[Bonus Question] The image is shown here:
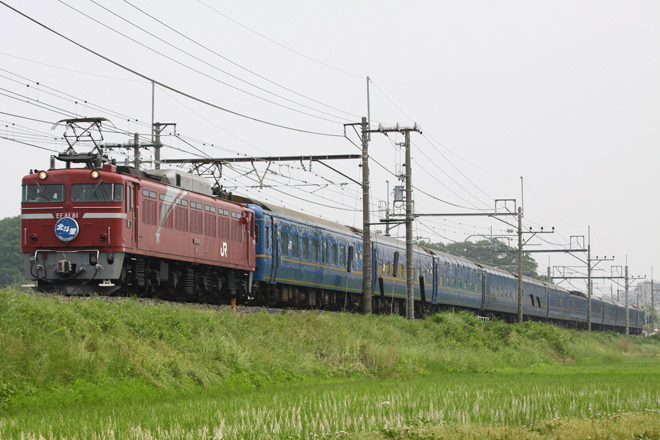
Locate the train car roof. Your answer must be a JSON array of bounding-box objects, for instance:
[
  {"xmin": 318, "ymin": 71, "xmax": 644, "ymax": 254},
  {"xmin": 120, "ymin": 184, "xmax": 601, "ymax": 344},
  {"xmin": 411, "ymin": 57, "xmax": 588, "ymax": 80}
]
[
  {"xmin": 370, "ymin": 234, "xmax": 438, "ymax": 260},
  {"xmin": 251, "ymin": 200, "xmax": 361, "ymax": 237}
]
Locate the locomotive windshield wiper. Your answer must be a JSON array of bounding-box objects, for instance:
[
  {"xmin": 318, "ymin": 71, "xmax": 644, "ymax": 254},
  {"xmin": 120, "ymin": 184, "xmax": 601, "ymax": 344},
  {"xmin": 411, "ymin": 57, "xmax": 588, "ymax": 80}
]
[
  {"xmin": 92, "ymin": 179, "xmax": 104, "ymax": 193},
  {"xmin": 32, "ymin": 181, "xmax": 51, "ymax": 201},
  {"xmin": 92, "ymin": 180, "xmax": 110, "ymax": 202}
]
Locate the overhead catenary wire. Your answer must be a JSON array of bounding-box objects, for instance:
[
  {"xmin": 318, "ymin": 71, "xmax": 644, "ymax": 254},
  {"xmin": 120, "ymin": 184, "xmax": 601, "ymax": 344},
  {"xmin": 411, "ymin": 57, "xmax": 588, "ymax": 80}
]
[
  {"xmin": 122, "ymin": 0, "xmax": 361, "ymax": 120},
  {"xmin": 0, "ymin": 1, "xmax": 345, "ymax": 137},
  {"xmin": 157, "ymin": 86, "xmax": 271, "ymax": 157},
  {"xmin": 0, "ymin": 68, "xmax": 364, "ymax": 213},
  {"xmin": 2, "ymin": 44, "xmax": 463, "ymax": 241},
  {"xmin": 0, "ymin": 89, "xmax": 78, "ymax": 120},
  {"xmin": 0, "ymin": 135, "xmax": 60, "ymax": 153},
  {"xmin": 218, "ymin": 161, "xmax": 362, "ymax": 205},
  {"xmin": 196, "ymin": 0, "xmax": 363, "ymax": 79},
  {"xmin": 0, "ymin": 68, "xmax": 153, "ymax": 129},
  {"xmin": 369, "ymin": 77, "xmax": 507, "ymax": 208},
  {"xmin": 382, "ymin": 134, "xmax": 491, "ymax": 210},
  {"xmin": 74, "ymin": 0, "xmax": 355, "ymax": 124},
  {"xmin": 0, "ymin": 50, "xmax": 144, "ymax": 82},
  {"xmin": 1, "ymin": 12, "xmax": 584, "ymax": 274},
  {"xmin": 0, "ymin": 110, "xmax": 55, "ymax": 125}
]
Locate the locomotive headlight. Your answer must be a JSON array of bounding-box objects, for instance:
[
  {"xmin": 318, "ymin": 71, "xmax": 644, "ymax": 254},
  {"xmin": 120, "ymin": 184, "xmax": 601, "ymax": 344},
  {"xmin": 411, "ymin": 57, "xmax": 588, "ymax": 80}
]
[
  {"xmin": 38, "ymin": 170, "xmax": 48, "ymax": 180},
  {"xmin": 90, "ymin": 169, "xmax": 100, "ymax": 179}
]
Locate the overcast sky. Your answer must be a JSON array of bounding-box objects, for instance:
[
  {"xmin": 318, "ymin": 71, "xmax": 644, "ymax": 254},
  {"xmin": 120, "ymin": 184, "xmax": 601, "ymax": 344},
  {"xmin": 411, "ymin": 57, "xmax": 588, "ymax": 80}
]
[{"xmin": 1, "ymin": 0, "xmax": 658, "ymax": 298}]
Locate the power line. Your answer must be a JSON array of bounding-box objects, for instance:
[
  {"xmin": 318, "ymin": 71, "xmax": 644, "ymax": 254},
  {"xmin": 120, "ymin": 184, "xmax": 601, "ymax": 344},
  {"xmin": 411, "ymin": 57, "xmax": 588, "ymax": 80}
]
[
  {"xmin": 419, "ymin": 134, "xmax": 495, "ymax": 202},
  {"xmin": 0, "ymin": 111, "xmax": 53, "ymax": 125},
  {"xmin": 196, "ymin": 0, "xmax": 363, "ymax": 79},
  {"xmin": 76, "ymin": 0, "xmax": 354, "ymax": 124},
  {"xmin": 0, "ymin": 88, "xmax": 77, "ymax": 119},
  {"xmin": 365, "ymin": 81, "xmax": 499, "ymax": 210},
  {"xmin": 0, "ymin": 135, "xmax": 59, "ymax": 152},
  {"xmin": 157, "ymin": 86, "xmax": 270, "ymax": 156},
  {"xmin": 0, "ymin": 68, "xmax": 151, "ymax": 127},
  {"xmin": 0, "ymin": 50, "xmax": 143, "ymax": 82},
  {"xmin": 0, "ymin": 1, "xmax": 344, "ymax": 137},
  {"xmin": 122, "ymin": 0, "xmax": 361, "ymax": 120}
]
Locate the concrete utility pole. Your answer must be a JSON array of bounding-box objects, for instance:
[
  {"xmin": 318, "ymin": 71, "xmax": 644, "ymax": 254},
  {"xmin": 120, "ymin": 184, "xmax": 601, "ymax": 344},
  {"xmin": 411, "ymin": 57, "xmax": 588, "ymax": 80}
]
[
  {"xmin": 404, "ymin": 128, "xmax": 414, "ymax": 320},
  {"xmin": 587, "ymin": 226, "xmax": 592, "ymax": 331},
  {"xmin": 361, "ymin": 117, "xmax": 372, "ymax": 314},
  {"xmin": 652, "ymin": 267, "xmax": 655, "ymax": 330},
  {"xmin": 368, "ymin": 123, "xmax": 421, "ymax": 319},
  {"xmin": 508, "ymin": 217, "xmax": 559, "ymax": 324},
  {"xmin": 385, "ymin": 181, "xmax": 391, "ymax": 237},
  {"xmin": 625, "ymin": 264, "xmax": 630, "ymax": 335},
  {"xmin": 517, "ymin": 207, "xmax": 523, "ymax": 323},
  {"xmin": 153, "ymin": 122, "xmax": 176, "ymax": 170},
  {"xmin": 621, "ymin": 262, "xmax": 644, "ymax": 334},
  {"xmin": 133, "ymin": 132, "xmax": 140, "ymax": 169}
]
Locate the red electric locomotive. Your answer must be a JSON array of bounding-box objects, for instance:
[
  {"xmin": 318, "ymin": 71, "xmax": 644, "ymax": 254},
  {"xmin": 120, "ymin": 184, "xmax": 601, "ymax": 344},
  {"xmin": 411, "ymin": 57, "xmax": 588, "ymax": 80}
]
[{"xmin": 21, "ymin": 162, "xmax": 256, "ymax": 299}]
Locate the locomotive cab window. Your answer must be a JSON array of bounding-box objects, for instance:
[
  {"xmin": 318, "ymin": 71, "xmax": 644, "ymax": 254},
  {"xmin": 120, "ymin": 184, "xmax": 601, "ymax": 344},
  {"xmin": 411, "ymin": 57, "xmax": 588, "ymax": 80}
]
[
  {"xmin": 71, "ymin": 183, "xmax": 123, "ymax": 202},
  {"xmin": 22, "ymin": 184, "xmax": 65, "ymax": 203}
]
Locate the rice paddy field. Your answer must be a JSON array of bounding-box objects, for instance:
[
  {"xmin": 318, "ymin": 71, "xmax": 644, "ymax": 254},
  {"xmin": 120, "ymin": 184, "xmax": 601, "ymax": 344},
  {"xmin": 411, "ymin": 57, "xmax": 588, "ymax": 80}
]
[{"xmin": 1, "ymin": 289, "xmax": 659, "ymax": 439}]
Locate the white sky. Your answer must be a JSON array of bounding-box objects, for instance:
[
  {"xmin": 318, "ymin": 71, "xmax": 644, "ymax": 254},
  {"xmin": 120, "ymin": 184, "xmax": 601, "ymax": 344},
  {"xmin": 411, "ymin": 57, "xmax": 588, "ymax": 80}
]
[{"xmin": 1, "ymin": 0, "xmax": 658, "ymax": 298}]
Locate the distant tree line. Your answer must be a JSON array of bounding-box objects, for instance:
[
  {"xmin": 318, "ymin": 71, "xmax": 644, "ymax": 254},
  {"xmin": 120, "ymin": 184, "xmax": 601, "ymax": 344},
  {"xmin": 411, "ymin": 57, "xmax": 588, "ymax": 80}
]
[
  {"xmin": 416, "ymin": 238, "xmax": 545, "ymax": 281},
  {"xmin": 0, "ymin": 216, "xmax": 25, "ymax": 287}
]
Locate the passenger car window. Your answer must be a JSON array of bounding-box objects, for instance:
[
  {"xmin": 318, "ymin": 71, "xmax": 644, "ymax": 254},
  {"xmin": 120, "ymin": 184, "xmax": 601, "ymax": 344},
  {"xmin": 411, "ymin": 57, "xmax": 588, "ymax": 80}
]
[
  {"xmin": 291, "ymin": 235, "xmax": 299, "ymax": 258},
  {"xmin": 311, "ymin": 239, "xmax": 319, "ymax": 262},
  {"xmin": 281, "ymin": 232, "xmax": 289, "ymax": 257},
  {"xmin": 302, "ymin": 237, "xmax": 309, "ymax": 260}
]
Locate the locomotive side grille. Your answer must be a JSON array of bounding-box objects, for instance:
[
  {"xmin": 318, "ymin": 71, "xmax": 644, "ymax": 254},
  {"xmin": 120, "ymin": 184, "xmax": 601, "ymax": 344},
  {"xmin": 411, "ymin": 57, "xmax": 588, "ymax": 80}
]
[
  {"xmin": 184, "ymin": 266, "xmax": 194, "ymax": 295},
  {"xmin": 136, "ymin": 258, "xmax": 146, "ymax": 286}
]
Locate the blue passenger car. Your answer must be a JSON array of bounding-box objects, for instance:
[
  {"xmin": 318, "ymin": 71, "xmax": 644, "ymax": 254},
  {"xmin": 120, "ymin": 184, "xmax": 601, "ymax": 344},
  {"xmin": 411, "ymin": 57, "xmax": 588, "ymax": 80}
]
[
  {"xmin": 249, "ymin": 202, "xmax": 363, "ymax": 307},
  {"xmin": 482, "ymin": 267, "xmax": 518, "ymax": 316},
  {"xmin": 243, "ymin": 199, "xmax": 641, "ymax": 332},
  {"xmin": 433, "ymin": 254, "xmax": 483, "ymax": 310},
  {"xmin": 371, "ymin": 236, "xmax": 435, "ymax": 312},
  {"xmin": 521, "ymin": 279, "xmax": 547, "ymax": 319}
]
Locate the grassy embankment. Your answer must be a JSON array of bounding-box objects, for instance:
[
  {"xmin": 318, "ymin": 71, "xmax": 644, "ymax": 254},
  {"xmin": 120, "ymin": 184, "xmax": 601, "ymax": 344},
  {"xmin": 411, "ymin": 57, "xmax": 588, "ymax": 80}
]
[{"xmin": 1, "ymin": 288, "xmax": 659, "ymax": 439}]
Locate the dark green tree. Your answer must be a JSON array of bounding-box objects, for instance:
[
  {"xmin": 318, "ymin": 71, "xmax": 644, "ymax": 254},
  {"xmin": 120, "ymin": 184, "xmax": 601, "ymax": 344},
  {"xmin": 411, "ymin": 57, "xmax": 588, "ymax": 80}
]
[{"xmin": 0, "ymin": 216, "xmax": 25, "ymax": 286}]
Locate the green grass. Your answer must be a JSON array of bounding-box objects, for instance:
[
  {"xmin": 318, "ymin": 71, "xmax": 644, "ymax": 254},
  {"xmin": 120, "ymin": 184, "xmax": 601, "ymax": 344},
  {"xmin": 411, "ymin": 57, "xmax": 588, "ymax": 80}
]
[
  {"xmin": 1, "ymin": 288, "xmax": 660, "ymax": 439},
  {"xmin": 2, "ymin": 361, "xmax": 660, "ymax": 439}
]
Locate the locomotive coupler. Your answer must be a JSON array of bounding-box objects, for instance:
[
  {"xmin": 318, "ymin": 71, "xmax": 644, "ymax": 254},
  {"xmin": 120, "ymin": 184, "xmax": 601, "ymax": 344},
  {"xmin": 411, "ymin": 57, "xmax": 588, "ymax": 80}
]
[{"xmin": 56, "ymin": 259, "xmax": 73, "ymax": 275}]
